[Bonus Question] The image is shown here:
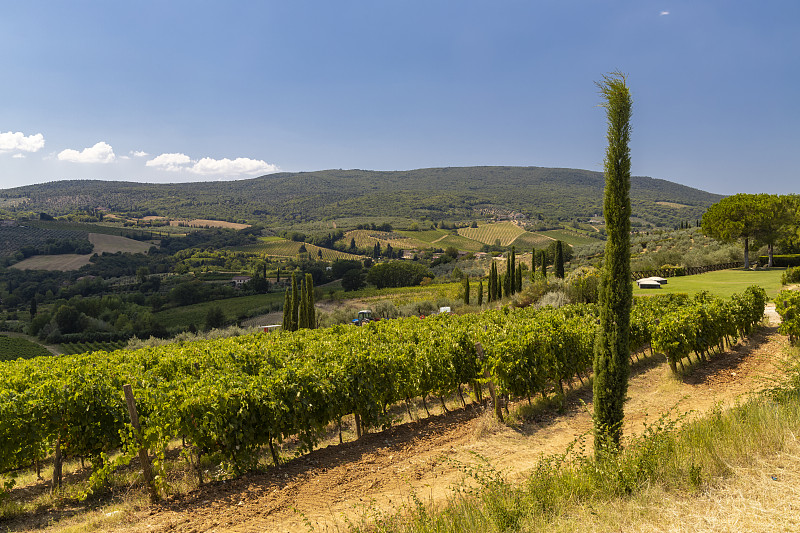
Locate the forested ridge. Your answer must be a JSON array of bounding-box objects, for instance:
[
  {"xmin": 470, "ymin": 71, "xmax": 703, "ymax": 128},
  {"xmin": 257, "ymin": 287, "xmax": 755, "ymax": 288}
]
[{"xmin": 0, "ymin": 166, "xmax": 721, "ymax": 227}]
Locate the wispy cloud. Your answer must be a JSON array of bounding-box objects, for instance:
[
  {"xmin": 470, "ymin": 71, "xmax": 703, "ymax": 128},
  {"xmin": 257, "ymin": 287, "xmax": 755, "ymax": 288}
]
[
  {"xmin": 0, "ymin": 131, "xmax": 45, "ymax": 153},
  {"xmin": 12, "ymin": 153, "xmax": 26, "ymax": 159},
  {"xmin": 146, "ymin": 153, "xmax": 279, "ymax": 176},
  {"xmin": 130, "ymin": 150, "xmax": 149, "ymax": 157},
  {"xmin": 659, "ymin": 11, "xmax": 670, "ymax": 16},
  {"xmin": 58, "ymin": 141, "xmax": 116, "ymax": 164}
]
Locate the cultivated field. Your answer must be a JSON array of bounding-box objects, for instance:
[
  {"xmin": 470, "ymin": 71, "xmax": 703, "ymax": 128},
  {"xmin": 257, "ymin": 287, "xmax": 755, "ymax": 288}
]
[
  {"xmin": 11, "ymin": 233, "xmax": 153, "ymax": 271},
  {"xmin": 458, "ymin": 221, "xmax": 525, "ymax": 246},
  {"xmin": 236, "ymin": 238, "xmax": 362, "ymax": 260},
  {"xmin": 344, "ymin": 229, "xmax": 432, "ymax": 251}
]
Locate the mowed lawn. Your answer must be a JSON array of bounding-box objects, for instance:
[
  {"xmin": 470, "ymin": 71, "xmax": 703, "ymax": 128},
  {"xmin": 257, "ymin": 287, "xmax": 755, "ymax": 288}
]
[{"xmin": 632, "ymin": 268, "xmax": 786, "ymax": 300}]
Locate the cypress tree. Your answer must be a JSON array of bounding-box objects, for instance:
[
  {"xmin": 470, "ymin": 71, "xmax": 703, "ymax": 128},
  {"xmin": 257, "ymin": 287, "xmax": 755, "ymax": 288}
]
[
  {"xmin": 593, "ymin": 71, "xmax": 633, "ymax": 454},
  {"xmin": 305, "ymin": 273, "xmax": 315, "ymax": 329},
  {"xmin": 477, "ymin": 280, "xmax": 483, "ymax": 306},
  {"xmin": 530, "ymin": 249, "xmax": 536, "ymax": 280},
  {"xmin": 298, "ymin": 279, "xmax": 308, "ymax": 329},
  {"xmin": 540, "ymin": 250, "xmax": 547, "ymax": 278},
  {"xmin": 463, "ymin": 276, "xmax": 470, "ymax": 305},
  {"xmin": 555, "ymin": 241, "xmax": 565, "ymax": 279},
  {"xmin": 282, "ymin": 289, "xmax": 292, "ymax": 331},
  {"xmin": 503, "ymin": 252, "xmax": 514, "ymax": 297},
  {"xmin": 290, "ymin": 272, "xmax": 299, "ymax": 331},
  {"xmin": 515, "ymin": 266, "xmax": 522, "ymax": 292},
  {"xmin": 509, "ymin": 246, "xmax": 516, "ymax": 295},
  {"xmin": 489, "ymin": 262, "xmax": 497, "ymax": 302}
]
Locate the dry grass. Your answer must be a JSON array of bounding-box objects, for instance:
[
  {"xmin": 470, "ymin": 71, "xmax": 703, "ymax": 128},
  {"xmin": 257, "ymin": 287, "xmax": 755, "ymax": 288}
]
[{"xmin": 541, "ymin": 437, "xmax": 800, "ymax": 532}]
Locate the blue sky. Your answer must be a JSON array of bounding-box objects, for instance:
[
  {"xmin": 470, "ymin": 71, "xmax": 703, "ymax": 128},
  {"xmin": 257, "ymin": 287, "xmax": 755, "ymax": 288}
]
[{"xmin": 1, "ymin": 1, "xmax": 798, "ymax": 195}]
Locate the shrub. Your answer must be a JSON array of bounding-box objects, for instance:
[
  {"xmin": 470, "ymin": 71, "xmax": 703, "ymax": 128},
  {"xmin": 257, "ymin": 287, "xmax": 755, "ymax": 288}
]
[
  {"xmin": 782, "ymin": 266, "xmax": 800, "ymax": 285},
  {"xmin": 776, "ymin": 290, "xmax": 800, "ymax": 345}
]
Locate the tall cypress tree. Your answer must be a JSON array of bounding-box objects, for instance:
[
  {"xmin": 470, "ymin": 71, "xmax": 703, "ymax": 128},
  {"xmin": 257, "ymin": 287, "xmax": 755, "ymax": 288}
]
[
  {"xmin": 555, "ymin": 241, "xmax": 565, "ymax": 279},
  {"xmin": 540, "ymin": 250, "xmax": 547, "ymax": 278},
  {"xmin": 477, "ymin": 280, "xmax": 483, "ymax": 306},
  {"xmin": 509, "ymin": 246, "xmax": 516, "ymax": 295},
  {"xmin": 489, "ymin": 262, "xmax": 497, "ymax": 301},
  {"xmin": 298, "ymin": 279, "xmax": 308, "ymax": 329},
  {"xmin": 463, "ymin": 276, "xmax": 470, "ymax": 305},
  {"xmin": 505, "ymin": 254, "xmax": 511, "ymax": 296},
  {"xmin": 515, "ymin": 266, "xmax": 522, "ymax": 292},
  {"xmin": 593, "ymin": 71, "xmax": 633, "ymax": 454},
  {"xmin": 290, "ymin": 272, "xmax": 299, "ymax": 331},
  {"xmin": 530, "ymin": 249, "xmax": 536, "ymax": 280},
  {"xmin": 305, "ymin": 273, "xmax": 315, "ymax": 329},
  {"xmin": 282, "ymin": 288, "xmax": 292, "ymax": 331}
]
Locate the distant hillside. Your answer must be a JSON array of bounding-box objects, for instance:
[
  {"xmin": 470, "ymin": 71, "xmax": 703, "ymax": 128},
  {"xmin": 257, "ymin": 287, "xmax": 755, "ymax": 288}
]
[{"xmin": 0, "ymin": 166, "xmax": 722, "ymax": 228}]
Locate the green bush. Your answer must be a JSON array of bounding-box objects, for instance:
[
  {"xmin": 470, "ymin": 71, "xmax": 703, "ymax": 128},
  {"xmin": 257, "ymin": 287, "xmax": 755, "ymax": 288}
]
[
  {"xmin": 776, "ymin": 290, "xmax": 800, "ymax": 345},
  {"xmin": 782, "ymin": 266, "xmax": 800, "ymax": 285}
]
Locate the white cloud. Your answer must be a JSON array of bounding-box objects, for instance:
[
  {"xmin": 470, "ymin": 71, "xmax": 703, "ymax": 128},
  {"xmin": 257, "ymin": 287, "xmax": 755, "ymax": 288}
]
[
  {"xmin": 659, "ymin": 10, "xmax": 670, "ymax": 16},
  {"xmin": 131, "ymin": 150, "xmax": 149, "ymax": 157},
  {"xmin": 146, "ymin": 153, "xmax": 279, "ymax": 176},
  {"xmin": 146, "ymin": 152, "xmax": 192, "ymax": 172},
  {"xmin": 0, "ymin": 131, "xmax": 45, "ymax": 153},
  {"xmin": 12, "ymin": 153, "xmax": 26, "ymax": 159},
  {"xmin": 58, "ymin": 141, "xmax": 116, "ymax": 164},
  {"xmin": 190, "ymin": 157, "xmax": 279, "ymax": 176}
]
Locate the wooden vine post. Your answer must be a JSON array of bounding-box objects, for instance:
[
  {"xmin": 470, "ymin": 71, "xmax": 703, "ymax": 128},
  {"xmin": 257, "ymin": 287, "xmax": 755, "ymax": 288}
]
[
  {"xmin": 475, "ymin": 342, "xmax": 503, "ymax": 422},
  {"xmin": 123, "ymin": 384, "xmax": 159, "ymax": 503}
]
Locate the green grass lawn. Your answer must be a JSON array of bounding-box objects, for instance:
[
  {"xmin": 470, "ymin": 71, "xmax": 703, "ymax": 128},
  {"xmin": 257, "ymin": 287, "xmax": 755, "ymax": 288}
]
[
  {"xmin": 155, "ymin": 292, "xmax": 285, "ymax": 329},
  {"xmin": 632, "ymin": 268, "xmax": 786, "ymax": 300}
]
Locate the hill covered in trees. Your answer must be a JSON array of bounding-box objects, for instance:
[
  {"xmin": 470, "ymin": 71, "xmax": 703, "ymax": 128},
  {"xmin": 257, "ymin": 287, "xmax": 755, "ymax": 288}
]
[{"xmin": 0, "ymin": 166, "xmax": 721, "ymax": 228}]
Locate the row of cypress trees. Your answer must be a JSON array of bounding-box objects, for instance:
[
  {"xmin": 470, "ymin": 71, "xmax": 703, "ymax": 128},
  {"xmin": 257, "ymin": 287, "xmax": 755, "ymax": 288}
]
[{"xmin": 282, "ymin": 272, "xmax": 316, "ymax": 331}]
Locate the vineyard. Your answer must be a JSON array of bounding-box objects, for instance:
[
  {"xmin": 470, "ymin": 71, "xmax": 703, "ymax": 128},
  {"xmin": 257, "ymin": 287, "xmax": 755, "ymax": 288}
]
[
  {"xmin": 343, "ymin": 229, "xmax": 431, "ymax": 251},
  {"xmin": 236, "ymin": 238, "xmax": 361, "ymax": 261},
  {"xmin": 0, "ymin": 335, "xmax": 52, "ymax": 362},
  {"xmin": 457, "ymin": 221, "xmax": 525, "ymax": 246},
  {"xmin": 0, "ymin": 286, "xmax": 768, "ymax": 497},
  {"xmin": 59, "ymin": 340, "xmax": 128, "ymax": 355}
]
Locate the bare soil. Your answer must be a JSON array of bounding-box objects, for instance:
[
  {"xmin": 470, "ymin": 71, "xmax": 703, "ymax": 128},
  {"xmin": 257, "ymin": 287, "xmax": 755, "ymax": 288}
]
[{"xmin": 6, "ymin": 316, "xmax": 792, "ymax": 533}]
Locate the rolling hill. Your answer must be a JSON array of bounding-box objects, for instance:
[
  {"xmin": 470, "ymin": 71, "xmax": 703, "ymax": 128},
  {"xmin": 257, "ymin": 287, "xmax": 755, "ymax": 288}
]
[{"xmin": 0, "ymin": 166, "xmax": 722, "ymax": 228}]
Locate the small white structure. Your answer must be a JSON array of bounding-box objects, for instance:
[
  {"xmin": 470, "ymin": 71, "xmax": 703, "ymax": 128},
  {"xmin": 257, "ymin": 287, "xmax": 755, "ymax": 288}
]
[{"xmin": 636, "ymin": 277, "xmax": 666, "ymax": 289}]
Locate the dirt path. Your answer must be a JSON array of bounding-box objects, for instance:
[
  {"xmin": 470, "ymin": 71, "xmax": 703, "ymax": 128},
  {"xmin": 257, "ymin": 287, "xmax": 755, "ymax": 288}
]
[{"xmin": 104, "ymin": 322, "xmax": 791, "ymax": 533}]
